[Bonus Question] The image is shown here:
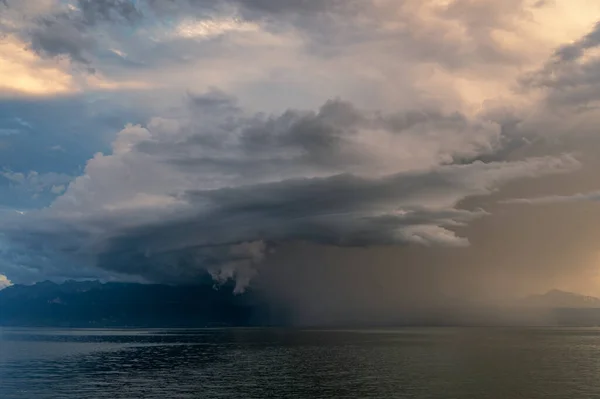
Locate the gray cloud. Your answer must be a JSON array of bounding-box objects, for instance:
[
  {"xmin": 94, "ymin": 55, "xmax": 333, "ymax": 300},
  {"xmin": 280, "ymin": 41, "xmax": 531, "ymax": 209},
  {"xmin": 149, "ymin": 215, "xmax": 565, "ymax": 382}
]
[
  {"xmin": 145, "ymin": 93, "xmax": 507, "ymax": 182},
  {"xmin": 532, "ymin": 0, "xmax": 554, "ymax": 8},
  {"xmin": 520, "ymin": 22, "xmax": 600, "ymax": 109},
  {"xmin": 27, "ymin": 0, "xmax": 141, "ymax": 64},
  {"xmin": 144, "ymin": 0, "xmax": 357, "ymax": 19},
  {"xmin": 30, "ymin": 15, "xmax": 96, "ymax": 64},
  {"xmin": 555, "ymin": 22, "xmax": 600, "ymax": 62},
  {"xmin": 18, "ymin": 0, "xmax": 351, "ymax": 65},
  {"xmin": 77, "ymin": 0, "xmax": 141, "ymax": 24},
  {"xmin": 0, "ymin": 169, "xmax": 74, "ymax": 208},
  {"xmin": 3, "ymin": 0, "xmax": 141, "ymax": 65},
  {"xmin": 11, "ymin": 0, "xmax": 539, "ymax": 82},
  {"xmin": 503, "ymin": 190, "xmax": 600, "ymax": 205},
  {"xmin": 1, "ymin": 155, "xmax": 577, "ymax": 291}
]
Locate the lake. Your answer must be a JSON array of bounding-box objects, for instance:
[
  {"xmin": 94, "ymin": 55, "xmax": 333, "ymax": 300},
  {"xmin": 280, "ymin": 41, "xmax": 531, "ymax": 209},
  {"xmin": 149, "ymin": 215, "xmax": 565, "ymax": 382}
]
[{"xmin": 1, "ymin": 327, "xmax": 600, "ymax": 398}]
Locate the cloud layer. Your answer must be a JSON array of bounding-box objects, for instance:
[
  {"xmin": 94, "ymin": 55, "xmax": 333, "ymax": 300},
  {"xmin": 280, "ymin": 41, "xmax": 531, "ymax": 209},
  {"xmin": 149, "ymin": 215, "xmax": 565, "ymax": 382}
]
[
  {"xmin": 0, "ymin": 92, "xmax": 580, "ymax": 290},
  {"xmin": 504, "ymin": 190, "xmax": 600, "ymax": 205}
]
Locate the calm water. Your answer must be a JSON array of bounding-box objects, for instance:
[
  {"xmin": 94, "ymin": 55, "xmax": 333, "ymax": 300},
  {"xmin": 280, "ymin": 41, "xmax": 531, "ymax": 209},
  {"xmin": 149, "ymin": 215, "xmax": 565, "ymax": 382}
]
[{"xmin": 2, "ymin": 327, "xmax": 600, "ymax": 398}]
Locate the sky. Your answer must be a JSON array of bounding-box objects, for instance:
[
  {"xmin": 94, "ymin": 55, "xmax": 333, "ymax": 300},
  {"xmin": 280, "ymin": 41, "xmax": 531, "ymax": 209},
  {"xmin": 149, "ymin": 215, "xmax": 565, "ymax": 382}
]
[{"xmin": 2, "ymin": 0, "xmax": 600, "ymax": 319}]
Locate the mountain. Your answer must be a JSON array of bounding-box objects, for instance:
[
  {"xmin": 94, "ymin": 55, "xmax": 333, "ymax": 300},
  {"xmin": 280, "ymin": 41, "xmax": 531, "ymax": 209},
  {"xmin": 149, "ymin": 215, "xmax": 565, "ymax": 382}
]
[
  {"xmin": 4, "ymin": 282, "xmax": 600, "ymax": 328},
  {"xmin": 523, "ymin": 289, "xmax": 600, "ymax": 308},
  {"xmin": 0, "ymin": 280, "xmax": 288, "ymax": 327}
]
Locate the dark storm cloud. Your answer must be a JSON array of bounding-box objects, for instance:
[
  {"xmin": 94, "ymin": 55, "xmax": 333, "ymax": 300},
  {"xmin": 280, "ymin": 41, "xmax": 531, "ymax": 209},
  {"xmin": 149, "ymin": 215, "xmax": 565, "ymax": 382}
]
[
  {"xmin": 2, "ymin": 155, "xmax": 572, "ymax": 290},
  {"xmin": 77, "ymin": 0, "xmax": 141, "ymax": 24},
  {"xmin": 554, "ymin": 22, "xmax": 600, "ymax": 62},
  {"xmin": 0, "ymin": 90, "xmax": 578, "ymax": 291},
  {"xmin": 147, "ymin": 94, "xmax": 506, "ymax": 182},
  {"xmin": 12, "ymin": 0, "xmax": 535, "ymax": 76},
  {"xmin": 26, "ymin": 0, "xmax": 141, "ymax": 63},
  {"xmin": 30, "ymin": 16, "xmax": 96, "ymax": 64},
  {"xmin": 520, "ymin": 21, "xmax": 600, "ymax": 109},
  {"xmin": 18, "ymin": 0, "xmax": 355, "ymax": 65}
]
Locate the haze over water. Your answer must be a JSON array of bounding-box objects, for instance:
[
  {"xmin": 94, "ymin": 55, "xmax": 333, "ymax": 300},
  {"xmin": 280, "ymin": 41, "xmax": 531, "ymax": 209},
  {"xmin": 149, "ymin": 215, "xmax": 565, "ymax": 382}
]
[{"xmin": 2, "ymin": 327, "xmax": 600, "ymax": 399}]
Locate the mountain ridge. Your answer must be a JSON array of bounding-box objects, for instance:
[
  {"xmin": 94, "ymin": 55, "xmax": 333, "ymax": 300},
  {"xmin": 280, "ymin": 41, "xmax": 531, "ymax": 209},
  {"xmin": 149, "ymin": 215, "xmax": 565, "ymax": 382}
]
[
  {"xmin": 0, "ymin": 279, "xmax": 287, "ymax": 327},
  {"xmin": 3, "ymin": 281, "xmax": 600, "ymax": 327},
  {"xmin": 522, "ymin": 289, "xmax": 600, "ymax": 308}
]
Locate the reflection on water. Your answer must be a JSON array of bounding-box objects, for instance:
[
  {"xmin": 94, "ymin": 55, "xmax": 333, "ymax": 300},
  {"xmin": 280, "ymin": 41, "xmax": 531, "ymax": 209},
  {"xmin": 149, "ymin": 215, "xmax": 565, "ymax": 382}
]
[{"xmin": 2, "ymin": 327, "xmax": 600, "ymax": 398}]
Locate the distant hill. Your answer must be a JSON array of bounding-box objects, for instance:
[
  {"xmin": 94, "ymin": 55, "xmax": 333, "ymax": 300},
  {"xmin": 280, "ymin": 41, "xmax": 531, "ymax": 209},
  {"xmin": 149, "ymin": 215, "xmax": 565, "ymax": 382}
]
[
  {"xmin": 0, "ymin": 280, "xmax": 288, "ymax": 327},
  {"xmin": 523, "ymin": 289, "xmax": 600, "ymax": 308},
  {"xmin": 4, "ymin": 282, "xmax": 600, "ymax": 327}
]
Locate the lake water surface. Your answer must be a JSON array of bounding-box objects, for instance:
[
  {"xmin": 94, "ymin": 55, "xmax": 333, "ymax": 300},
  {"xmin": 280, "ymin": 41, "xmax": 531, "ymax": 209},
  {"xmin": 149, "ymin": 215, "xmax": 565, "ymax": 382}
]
[{"xmin": 2, "ymin": 327, "xmax": 600, "ymax": 398}]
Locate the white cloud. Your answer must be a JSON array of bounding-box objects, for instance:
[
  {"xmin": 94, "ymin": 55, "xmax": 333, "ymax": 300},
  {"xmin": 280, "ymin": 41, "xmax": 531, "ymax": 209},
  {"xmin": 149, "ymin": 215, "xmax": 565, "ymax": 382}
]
[
  {"xmin": 172, "ymin": 18, "xmax": 260, "ymax": 39},
  {"xmin": 0, "ymin": 274, "xmax": 12, "ymax": 290},
  {"xmin": 1, "ymin": 169, "xmax": 73, "ymax": 196}
]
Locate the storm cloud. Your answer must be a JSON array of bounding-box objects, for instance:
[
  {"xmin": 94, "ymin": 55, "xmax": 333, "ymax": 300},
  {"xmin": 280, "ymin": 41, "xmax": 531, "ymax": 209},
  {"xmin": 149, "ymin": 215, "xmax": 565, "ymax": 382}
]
[
  {"xmin": 520, "ymin": 21, "xmax": 600, "ymax": 110},
  {"xmin": 0, "ymin": 90, "xmax": 580, "ymax": 290}
]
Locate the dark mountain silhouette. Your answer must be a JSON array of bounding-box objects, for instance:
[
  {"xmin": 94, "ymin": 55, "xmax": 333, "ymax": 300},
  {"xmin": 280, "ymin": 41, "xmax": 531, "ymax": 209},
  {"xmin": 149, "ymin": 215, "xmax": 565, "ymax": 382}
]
[
  {"xmin": 4, "ymin": 283, "xmax": 600, "ymax": 327},
  {"xmin": 0, "ymin": 280, "xmax": 288, "ymax": 327},
  {"xmin": 523, "ymin": 289, "xmax": 600, "ymax": 308}
]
